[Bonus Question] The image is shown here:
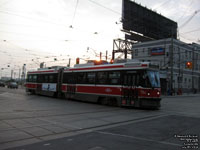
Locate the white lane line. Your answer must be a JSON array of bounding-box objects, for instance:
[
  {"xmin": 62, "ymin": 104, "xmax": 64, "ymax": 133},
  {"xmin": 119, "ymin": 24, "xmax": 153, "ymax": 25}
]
[
  {"xmin": 96, "ymin": 131, "xmax": 182, "ymax": 147},
  {"xmin": 0, "ymin": 92, "xmax": 9, "ymax": 95}
]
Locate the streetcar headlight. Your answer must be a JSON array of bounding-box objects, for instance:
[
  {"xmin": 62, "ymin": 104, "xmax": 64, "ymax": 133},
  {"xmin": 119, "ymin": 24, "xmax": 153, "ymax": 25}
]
[
  {"xmin": 157, "ymin": 91, "xmax": 160, "ymax": 95},
  {"xmin": 147, "ymin": 92, "xmax": 150, "ymax": 96}
]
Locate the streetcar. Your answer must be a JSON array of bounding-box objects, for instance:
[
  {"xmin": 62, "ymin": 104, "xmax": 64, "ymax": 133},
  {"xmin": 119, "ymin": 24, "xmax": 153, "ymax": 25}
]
[
  {"xmin": 25, "ymin": 66, "xmax": 64, "ymax": 97},
  {"xmin": 25, "ymin": 60, "xmax": 161, "ymax": 109}
]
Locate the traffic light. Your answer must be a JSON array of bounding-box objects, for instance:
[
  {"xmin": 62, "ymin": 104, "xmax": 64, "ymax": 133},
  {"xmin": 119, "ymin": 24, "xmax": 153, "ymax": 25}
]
[
  {"xmin": 110, "ymin": 59, "xmax": 114, "ymax": 64},
  {"xmin": 186, "ymin": 61, "xmax": 192, "ymax": 69}
]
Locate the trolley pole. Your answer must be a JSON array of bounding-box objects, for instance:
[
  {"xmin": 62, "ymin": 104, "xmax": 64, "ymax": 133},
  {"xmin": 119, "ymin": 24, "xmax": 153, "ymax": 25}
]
[{"xmin": 106, "ymin": 50, "xmax": 108, "ymax": 61}]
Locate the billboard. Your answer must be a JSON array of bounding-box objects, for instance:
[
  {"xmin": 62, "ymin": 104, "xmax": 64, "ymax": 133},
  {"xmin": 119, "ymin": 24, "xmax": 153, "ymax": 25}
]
[{"xmin": 122, "ymin": 0, "xmax": 177, "ymax": 41}]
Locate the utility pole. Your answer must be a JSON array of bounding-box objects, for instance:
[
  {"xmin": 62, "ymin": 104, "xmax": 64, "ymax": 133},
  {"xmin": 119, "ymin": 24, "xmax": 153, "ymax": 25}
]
[
  {"xmin": 192, "ymin": 47, "xmax": 195, "ymax": 92},
  {"xmin": 178, "ymin": 46, "xmax": 180, "ymax": 90},
  {"xmin": 170, "ymin": 38, "xmax": 174, "ymax": 94},
  {"xmin": 68, "ymin": 58, "xmax": 71, "ymax": 67},
  {"xmin": 19, "ymin": 68, "xmax": 21, "ymax": 82},
  {"xmin": 100, "ymin": 52, "xmax": 102, "ymax": 60},
  {"xmin": 106, "ymin": 50, "xmax": 108, "ymax": 61},
  {"xmin": 11, "ymin": 70, "xmax": 13, "ymax": 80}
]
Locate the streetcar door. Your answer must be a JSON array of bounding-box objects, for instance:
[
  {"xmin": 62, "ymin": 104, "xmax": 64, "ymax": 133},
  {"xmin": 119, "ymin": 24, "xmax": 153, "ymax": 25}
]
[
  {"xmin": 66, "ymin": 72, "xmax": 76, "ymax": 99},
  {"xmin": 122, "ymin": 73, "xmax": 137, "ymax": 106},
  {"xmin": 57, "ymin": 68, "xmax": 64, "ymax": 97}
]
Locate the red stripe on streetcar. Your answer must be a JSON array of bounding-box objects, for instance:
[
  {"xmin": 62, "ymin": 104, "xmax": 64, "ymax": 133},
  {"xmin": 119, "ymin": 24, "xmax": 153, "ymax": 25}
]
[
  {"xmin": 62, "ymin": 85, "xmax": 67, "ymax": 91},
  {"xmin": 26, "ymin": 83, "xmax": 37, "ymax": 89},
  {"xmin": 141, "ymin": 64, "xmax": 148, "ymax": 67},
  {"xmin": 77, "ymin": 85, "xmax": 121, "ymax": 96}
]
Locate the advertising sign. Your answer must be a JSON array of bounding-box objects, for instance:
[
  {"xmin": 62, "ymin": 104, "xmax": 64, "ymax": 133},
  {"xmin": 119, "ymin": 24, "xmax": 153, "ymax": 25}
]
[
  {"xmin": 42, "ymin": 83, "xmax": 57, "ymax": 92},
  {"xmin": 151, "ymin": 48, "xmax": 165, "ymax": 56}
]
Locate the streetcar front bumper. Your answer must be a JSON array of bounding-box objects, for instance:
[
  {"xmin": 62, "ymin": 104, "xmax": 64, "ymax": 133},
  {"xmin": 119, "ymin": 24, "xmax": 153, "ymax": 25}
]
[{"xmin": 139, "ymin": 98, "xmax": 161, "ymax": 109}]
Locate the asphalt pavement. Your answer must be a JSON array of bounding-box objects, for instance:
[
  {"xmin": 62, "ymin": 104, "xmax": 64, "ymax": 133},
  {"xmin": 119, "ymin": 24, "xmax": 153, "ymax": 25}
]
[{"xmin": 0, "ymin": 87, "xmax": 199, "ymax": 150}]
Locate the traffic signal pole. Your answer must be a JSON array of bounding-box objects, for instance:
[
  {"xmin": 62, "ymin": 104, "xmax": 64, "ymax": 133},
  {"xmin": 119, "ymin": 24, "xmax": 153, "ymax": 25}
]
[{"xmin": 192, "ymin": 47, "xmax": 195, "ymax": 92}]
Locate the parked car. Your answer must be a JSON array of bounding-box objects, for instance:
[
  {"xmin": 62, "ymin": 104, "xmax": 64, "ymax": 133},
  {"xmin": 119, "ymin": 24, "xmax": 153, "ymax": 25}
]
[
  {"xmin": 7, "ymin": 82, "xmax": 18, "ymax": 89},
  {"xmin": 0, "ymin": 81, "xmax": 5, "ymax": 87}
]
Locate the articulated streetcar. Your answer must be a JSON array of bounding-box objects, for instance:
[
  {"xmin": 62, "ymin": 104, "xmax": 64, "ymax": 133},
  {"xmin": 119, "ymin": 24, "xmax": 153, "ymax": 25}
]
[{"xmin": 25, "ymin": 60, "xmax": 161, "ymax": 109}]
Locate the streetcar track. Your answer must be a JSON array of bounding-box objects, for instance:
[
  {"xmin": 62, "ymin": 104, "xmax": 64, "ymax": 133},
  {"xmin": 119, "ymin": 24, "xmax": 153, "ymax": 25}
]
[
  {"xmin": 0, "ymin": 113, "xmax": 168, "ymax": 145},
  {"xmin": 0, "ymin": 107, "xmax": 134, "ymax": 121}
]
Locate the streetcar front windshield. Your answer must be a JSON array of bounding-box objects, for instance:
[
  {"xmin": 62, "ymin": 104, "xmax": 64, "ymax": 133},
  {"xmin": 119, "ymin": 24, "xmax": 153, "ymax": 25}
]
[{"xmin": 147, "ymin": 71, "xmax": 160, "ymax": 88}]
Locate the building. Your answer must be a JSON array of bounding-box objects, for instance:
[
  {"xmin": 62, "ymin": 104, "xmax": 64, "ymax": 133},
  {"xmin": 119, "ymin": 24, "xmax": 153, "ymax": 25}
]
[{"xmin": 132, "ymin": 38, "xmax": 200, "ymax": 95}]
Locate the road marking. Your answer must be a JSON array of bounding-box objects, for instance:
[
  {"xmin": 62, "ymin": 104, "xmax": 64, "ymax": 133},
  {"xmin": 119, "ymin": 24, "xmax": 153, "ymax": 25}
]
[
  {"xmin": 0, "ymin": 92, "xmax": 9, "ymax": 95},
  {"xmin": 96, "ymin": 131, "xmax": 182, "ymax": 147},
  {"xmin": 43, "ymin": 143, "xmax": 51, "ymax": 146}
]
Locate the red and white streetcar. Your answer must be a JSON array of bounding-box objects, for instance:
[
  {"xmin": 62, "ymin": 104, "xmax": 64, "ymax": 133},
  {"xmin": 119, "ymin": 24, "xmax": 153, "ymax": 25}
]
[{"xmin": 26, "ymin": 60, "xmax": 161, "ymax": 109}]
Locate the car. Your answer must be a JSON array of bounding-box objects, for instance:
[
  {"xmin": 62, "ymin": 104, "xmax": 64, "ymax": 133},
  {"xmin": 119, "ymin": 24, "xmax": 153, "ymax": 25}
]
[
  {"xmin": 7, "ymin": 82, "xmax": 18, "ymax": 89},
  {"xmin": 0, "ymin": 81, "xmax": 5, "ymax": 87}
]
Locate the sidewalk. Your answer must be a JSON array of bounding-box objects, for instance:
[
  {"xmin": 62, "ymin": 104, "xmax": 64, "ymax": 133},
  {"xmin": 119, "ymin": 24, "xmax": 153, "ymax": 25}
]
[{"xmin": 161, "ymin": 93, "xmax": 200, "ymax": 98}]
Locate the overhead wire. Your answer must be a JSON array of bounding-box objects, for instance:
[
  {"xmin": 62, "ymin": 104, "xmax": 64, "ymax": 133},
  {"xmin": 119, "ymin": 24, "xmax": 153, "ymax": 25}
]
[
  {"xmin": 180, "ymin": 27, "xmax": 200, "ymax": 35},
  {"xmin": 87, "ymin": 0, "xmax": 120, "ymax": 15},
  {"xmin": 177, "ymin": 0, "xmax": 194, "ymax": 22},
  {"xmin": 153, "ymin": 0, "xmax": 172, "ymax": 10},
  {"xmin": 71, "ymin": 0, "xmax": 79, "ymax": 28},
  {"xmin": 179, "ymin": 9, "xmax": 200, "ymax": 29}
]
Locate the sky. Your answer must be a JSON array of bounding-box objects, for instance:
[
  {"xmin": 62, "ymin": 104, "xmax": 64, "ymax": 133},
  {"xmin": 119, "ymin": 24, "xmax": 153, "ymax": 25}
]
[{"xmin": 0, "ymin": 0, "xmax": 200, "ymax": 78}]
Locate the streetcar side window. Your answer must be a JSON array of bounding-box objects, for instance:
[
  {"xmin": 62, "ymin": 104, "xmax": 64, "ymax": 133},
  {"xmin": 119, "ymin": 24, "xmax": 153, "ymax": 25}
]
[
  {"xmin": 44, "ymin": 75, "xmax": 48, "ymax": 83},
  {"xmin": 38, "ymin": 74, "xmax": 44, "ymax": 83},
  {"xmin": 77, "ymin": 72, "xmax": 87, "ymax": 84},
  {"xmin": 27, "ymin": 75, "xmax": 32, "ymax": 82},
  {"xmin": 32, "ymin": 75, "xmax": 37, "ymax": 82},
  {"xmin": 108, "ymin": 71, "xmax": 120, "ymax": 85},
  {"xmin": 96, "ymin": 72, "xmax": 107, "ymax": 84},
  {"xmin": 63, "ymin": 73, "xmax": 76, "ymax": 84},
  {"xmin": 87, "ymin": 72, "xmax": 95, "ymax": 84},
  {"xmin": 49, "ymin": 75, "xmax": 53, "ymax": 83}
]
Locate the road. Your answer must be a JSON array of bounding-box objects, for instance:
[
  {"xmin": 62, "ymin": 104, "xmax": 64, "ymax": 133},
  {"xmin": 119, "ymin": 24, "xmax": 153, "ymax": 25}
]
[{"xmin": 0, "ymin": 87, "xmax": 199, "ymax": 150}]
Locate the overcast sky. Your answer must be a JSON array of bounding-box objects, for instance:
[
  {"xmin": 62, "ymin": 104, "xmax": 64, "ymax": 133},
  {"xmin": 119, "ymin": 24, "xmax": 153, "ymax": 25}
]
[{"xmin": 0, "ymin": 0, "xmax": 200, "ymax": 78}]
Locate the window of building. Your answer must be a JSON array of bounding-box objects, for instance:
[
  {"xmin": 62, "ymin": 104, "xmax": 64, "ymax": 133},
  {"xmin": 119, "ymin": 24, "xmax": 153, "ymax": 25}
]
[
  {"xmin": 148, "ymin": 48, "xmax": 151, "ymax": 56},
  {"xmin": 189, "ymin": 51, "xmax": 192, "ymax": 59},
  {"xmin": 135, "ymin": 49, "xmax": 138, "ymax": 56},
  {"xmin": 185, "ymin": 50, "xmax": 188, "ymax": 58}
]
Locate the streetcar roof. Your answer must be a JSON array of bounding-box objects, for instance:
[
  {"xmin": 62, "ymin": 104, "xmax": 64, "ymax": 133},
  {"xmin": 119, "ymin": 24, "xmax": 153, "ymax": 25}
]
[
  {"xmin": 64, "ymin": 62, "xmax": 150, "ymax": 72},
  {"xmin": 27, "ymin": 66, "xmax": 67, "ymax": 74}
]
